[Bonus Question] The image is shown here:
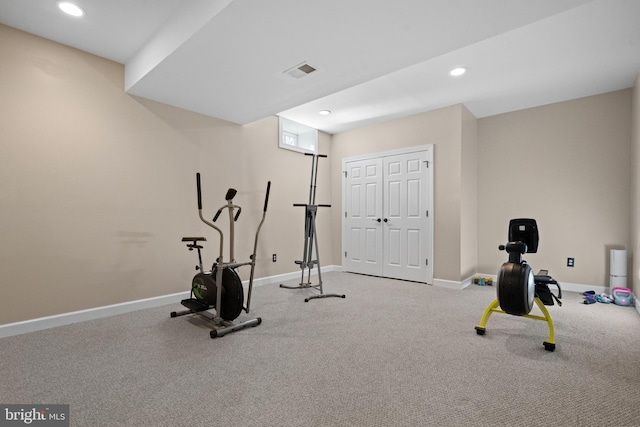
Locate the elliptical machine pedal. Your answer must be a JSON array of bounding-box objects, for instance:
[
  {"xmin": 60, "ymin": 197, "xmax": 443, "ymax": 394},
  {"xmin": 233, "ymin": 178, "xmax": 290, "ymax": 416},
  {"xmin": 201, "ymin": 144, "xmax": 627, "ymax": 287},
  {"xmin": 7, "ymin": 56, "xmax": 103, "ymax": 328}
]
[{"xmin": 180, "ymin": 298, "xmax": 210, "ymax": 313}]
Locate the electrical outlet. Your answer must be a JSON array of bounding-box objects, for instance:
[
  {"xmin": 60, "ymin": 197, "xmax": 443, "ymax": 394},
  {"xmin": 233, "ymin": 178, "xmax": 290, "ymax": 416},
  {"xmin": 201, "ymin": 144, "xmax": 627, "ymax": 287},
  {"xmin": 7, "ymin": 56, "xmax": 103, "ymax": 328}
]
[
  {"xmin": 567, "ymin": 257, "xmax": 574, "ymax": 267},
  {"xmin": 272, "ymin": 254, "xmax": 277, "ymax": 262}
]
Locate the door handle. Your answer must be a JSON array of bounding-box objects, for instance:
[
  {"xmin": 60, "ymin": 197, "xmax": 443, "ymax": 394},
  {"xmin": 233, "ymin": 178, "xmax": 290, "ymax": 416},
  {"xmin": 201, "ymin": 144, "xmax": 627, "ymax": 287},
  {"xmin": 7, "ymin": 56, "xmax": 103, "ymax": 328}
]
[
  {"xmin": 383, "ymin": 218, "xmax": 388, "ymax": 222},
  {"xmin": 373, "ymin": 218, "xmax": 382, "ymax": 223}
]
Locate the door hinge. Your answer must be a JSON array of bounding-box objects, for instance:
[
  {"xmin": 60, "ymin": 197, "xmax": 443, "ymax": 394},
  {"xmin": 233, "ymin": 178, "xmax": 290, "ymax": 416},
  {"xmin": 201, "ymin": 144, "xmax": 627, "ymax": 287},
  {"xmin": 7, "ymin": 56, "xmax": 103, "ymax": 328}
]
[
  {"xmin": 343, "ymin": 171, "xmax": 347, "ymax": 177},
  {"xmin": 426, "ymin": 210, "xmax": 429, "ymax": 217},
  {"xmin": 345, "ymin": 251, "xmax": 347, "ymax": 258},
  {"xmin": 345, "ymin": 211, "xmax": 347, "ymax": 218},
  {"xmin": 426, "ymin": 259, "xmax": 429, "ymax": 266},
  {"xmin": 424, "ymin": 160, "xmax": 429, "ymax": 168}
]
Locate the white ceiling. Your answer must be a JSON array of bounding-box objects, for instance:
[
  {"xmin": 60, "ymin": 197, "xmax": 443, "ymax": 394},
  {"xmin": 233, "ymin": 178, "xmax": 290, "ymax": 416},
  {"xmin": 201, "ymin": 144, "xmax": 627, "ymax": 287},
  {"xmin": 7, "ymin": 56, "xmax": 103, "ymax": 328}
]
[{"xmin": 1, "ymin": 0, "xmax": 639, "ymax": 134}]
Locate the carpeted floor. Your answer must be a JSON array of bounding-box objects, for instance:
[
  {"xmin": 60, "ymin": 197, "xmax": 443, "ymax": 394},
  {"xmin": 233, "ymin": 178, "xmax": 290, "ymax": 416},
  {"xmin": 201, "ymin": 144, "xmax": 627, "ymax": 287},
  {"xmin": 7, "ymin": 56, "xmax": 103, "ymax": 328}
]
[{"xmin": 1, "ymin": 272, "xmax": 639, "ymax": 426}]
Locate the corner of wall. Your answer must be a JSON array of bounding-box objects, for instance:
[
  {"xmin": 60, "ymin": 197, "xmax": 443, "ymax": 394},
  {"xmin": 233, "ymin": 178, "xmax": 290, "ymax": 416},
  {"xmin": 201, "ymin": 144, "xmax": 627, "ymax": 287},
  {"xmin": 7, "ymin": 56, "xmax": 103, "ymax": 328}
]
[
  {"xmin": 460, "ymin": 105, "xmax": 479, "ymax": 281},
  {"xmin": 632, "ymin": 73, "xmax": 640, "ymax": 296}
]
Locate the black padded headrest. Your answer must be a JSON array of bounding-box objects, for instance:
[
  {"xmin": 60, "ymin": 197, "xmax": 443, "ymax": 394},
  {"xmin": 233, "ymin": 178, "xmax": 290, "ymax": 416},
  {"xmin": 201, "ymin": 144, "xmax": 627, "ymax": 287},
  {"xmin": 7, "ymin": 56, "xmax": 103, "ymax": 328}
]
[{"xmin": 508, "ymin": 218, "xmax": 539, "ymax": 253}]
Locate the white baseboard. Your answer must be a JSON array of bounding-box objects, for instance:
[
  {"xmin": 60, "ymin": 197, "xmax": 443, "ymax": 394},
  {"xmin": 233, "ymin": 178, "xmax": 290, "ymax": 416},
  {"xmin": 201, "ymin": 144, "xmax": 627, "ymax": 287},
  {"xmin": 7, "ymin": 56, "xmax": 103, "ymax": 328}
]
[
  {"xmin": 0, "ymin": 266, "xmax": 630, "ymax": 338},
  {"xmin": 0, "ymin": 291, "xmax": 190, "ymax": 339},
  {"xmin": 0, "ymin": 265, "xmax": 342, "ymax": 339},
  {"xmin": 559, "ymin": 282, "xmax": 607, "ymax": 295},
  {"xmin": 432, "ymin": 275, "xmax": 476, "ymax": 290}
]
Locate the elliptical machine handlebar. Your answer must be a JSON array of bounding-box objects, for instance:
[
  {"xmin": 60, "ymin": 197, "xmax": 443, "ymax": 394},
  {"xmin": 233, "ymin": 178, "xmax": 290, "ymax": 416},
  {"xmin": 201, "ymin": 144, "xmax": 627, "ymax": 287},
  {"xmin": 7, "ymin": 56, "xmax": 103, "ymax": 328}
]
[
  {"xmin": 197, "ymin": 173, "xmax": 203, "ymax": 210},
  {"xmin": 213, "ymin": 206, "xmax": 242, "ymax": 222},
  {"xmin": 195, "ymin": 173, "xmax": 224, "ymax": 264},
  {"xmin": 263, "ymin": 181, "xmax": 271, "ymax": 212},
  {"xmin": 246, "ymin": 180, "xmax": 271, "ymax": 313}
]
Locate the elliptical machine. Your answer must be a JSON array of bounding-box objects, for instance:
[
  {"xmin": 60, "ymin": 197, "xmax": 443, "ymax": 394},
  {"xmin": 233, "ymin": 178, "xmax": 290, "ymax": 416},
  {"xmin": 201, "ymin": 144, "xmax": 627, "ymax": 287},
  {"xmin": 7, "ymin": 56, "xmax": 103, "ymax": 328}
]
[
  {"xmin": 475, "ymin": 218, "xmax": 562, "ymax": 351},
  {"xmin": 171, "ymin": 173, "xmax": 271, "ymax": 338}
]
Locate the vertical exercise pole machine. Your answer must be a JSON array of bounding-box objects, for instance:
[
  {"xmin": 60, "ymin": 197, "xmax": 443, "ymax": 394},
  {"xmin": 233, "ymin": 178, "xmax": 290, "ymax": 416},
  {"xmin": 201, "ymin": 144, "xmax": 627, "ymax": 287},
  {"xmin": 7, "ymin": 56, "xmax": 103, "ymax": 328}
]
[
  {"xmin": 171, "ymin": 173, "xmax": 271, "ymax": 338},
  {"xmin": 280, "ymin": 153, "xmax": 345, "ymax": 302}
]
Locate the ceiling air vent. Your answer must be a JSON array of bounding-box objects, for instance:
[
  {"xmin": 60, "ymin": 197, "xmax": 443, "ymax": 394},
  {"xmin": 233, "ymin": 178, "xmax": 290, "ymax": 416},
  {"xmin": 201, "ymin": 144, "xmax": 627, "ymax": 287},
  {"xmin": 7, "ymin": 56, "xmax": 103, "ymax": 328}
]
[{"xmin": 283, "ymin": 62, "xmax": 317, "ymax": 79}]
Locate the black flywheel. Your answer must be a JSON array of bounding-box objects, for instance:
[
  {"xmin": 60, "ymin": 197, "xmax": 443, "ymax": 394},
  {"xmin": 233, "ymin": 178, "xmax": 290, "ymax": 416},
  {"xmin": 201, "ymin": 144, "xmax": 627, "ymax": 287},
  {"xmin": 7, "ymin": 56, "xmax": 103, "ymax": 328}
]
[
  {"xmin": 191, "ymin": 269, "xmax": 244, "ymax": 321},
  {"xmin": 496, "ymin": 262, "xmax": 535, "ymax": 316}
]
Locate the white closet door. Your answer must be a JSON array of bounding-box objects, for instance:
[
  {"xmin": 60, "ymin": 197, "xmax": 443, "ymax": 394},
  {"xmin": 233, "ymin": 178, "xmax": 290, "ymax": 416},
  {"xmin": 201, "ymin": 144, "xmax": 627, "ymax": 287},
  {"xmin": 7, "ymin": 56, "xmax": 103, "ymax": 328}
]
[
  {"xmin": 382, "ymin": 151, "xmax": 430, "ymax": 282},
  {"xmin": 343, "ymin": 157, "xmax": 384, "ymax": 276},
  {"xmin": 343, "ymin": 147, "xmax": 433, "ymax": 284}
]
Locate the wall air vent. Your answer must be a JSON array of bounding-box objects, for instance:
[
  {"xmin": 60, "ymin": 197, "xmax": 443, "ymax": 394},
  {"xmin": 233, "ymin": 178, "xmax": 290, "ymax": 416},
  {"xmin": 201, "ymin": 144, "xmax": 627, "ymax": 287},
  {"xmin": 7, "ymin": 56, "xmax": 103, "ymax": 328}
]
[{"xmin": 283, "ymin": 62, "xmax": 317, "ymax": 79}]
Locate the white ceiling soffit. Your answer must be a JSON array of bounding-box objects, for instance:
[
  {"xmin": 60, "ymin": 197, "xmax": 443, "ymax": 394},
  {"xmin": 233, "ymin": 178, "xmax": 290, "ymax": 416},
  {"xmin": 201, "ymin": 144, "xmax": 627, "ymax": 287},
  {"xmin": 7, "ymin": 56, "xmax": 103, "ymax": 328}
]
[
  {"xmin": 125, "ymin": 0, "xmax": 234, "ymax": 92},
  {"xmin": 280, "ymin": 0, "xmax": 640, "ymax": 133},
  {"xmin": 0, "ymin": 0, "xmax": 639, "ymax": 134},
  {"xmin": 124, "ymin": 0, "xmax": 603, "ymax": 128}
]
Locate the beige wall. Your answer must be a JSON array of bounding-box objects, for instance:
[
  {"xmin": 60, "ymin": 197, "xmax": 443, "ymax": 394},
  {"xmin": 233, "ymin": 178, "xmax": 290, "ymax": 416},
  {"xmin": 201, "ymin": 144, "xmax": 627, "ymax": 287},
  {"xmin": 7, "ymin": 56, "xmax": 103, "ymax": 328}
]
[
  {"xmin": 0, "ymin": 25, "xmax": 330, "ymax": 324},
  {"xmin": 632, "ymin": 73, "xmax": 640, "ymax": 293},
  {"xmin": 460, "ymin": 106, "xmax": 479, "ymax": 280},
  {"xmin": 2, "ymin": 23, "xmax": 637, "ymax": 326},
  {"xmin": 236, "ymin": 117, "xmax": 334, "ymax": 283},
  {"xmin": 477, "ymin": 90, "xmax": 632, "ymax": 287},
  {"xmin": 330, "ymin": 104, "xmax": 477, "ymax": 282}
]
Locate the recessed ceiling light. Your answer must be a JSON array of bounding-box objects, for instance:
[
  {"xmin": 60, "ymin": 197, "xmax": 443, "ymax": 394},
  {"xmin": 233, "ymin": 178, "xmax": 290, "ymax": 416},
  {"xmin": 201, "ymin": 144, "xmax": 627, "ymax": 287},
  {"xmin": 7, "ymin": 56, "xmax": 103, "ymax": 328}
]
[
  {"xmin": 58, "ymin": 2, "xmax": 85, "ymax": 17},
  {"xmin": 449, "ymin": 67, "xmax": 467, "ymax": 77},
  {"xmin": 318, "ymin": 110, "xmax": 332, "ymax": 116}
]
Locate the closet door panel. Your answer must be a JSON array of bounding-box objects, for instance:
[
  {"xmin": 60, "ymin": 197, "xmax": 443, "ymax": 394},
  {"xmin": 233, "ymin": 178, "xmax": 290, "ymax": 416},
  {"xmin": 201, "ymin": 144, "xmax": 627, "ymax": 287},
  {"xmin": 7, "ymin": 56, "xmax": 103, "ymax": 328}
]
[{"xmin": 344, "ymin": 158, "xmax": 383, "ymax": 276}]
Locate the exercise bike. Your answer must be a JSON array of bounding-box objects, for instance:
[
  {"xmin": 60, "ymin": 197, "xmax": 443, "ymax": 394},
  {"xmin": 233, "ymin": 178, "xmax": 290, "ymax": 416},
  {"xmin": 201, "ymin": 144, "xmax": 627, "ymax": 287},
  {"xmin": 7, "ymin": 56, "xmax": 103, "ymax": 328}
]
[
  {"xmin": 475, "ymin": 218, "xmax": 562, "ymax": 351},
  {"xmin": 171, "ymin": 173, "xmax": 271, "ymax": 338}
]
